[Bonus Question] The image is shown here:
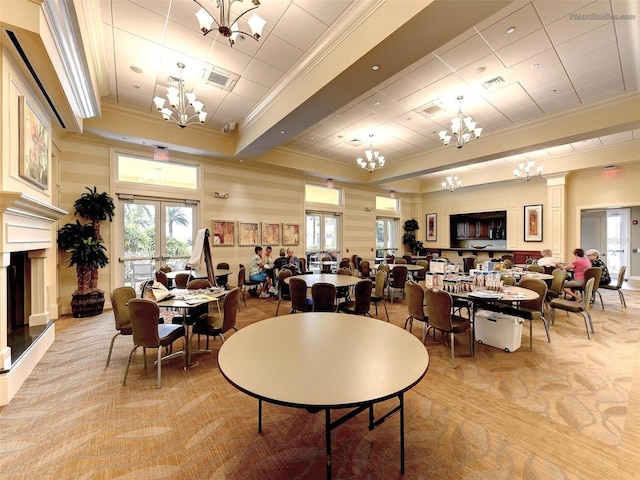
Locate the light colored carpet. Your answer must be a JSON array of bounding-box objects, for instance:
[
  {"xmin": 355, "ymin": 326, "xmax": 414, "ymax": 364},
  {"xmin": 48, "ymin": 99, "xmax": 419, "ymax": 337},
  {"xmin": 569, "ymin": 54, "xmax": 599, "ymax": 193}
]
[{"xmin": 0, "ymin": 288, "xmax": 638, "ymax": 479}]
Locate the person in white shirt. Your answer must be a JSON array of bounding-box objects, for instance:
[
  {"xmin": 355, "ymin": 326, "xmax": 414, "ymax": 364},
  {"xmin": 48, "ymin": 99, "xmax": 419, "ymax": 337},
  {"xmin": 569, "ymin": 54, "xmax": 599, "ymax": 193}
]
[{"xmin": 537, "ymin": 248, "xmax": 559, "ymax": 268}]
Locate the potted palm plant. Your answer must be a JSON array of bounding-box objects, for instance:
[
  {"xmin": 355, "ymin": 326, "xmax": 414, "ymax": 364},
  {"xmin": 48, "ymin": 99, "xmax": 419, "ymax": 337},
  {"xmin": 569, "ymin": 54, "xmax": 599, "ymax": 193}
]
[
  {"xmin": 402, "ymin": 218, "xmax": 423, "ymax": 254},
  {"xmin": 57, "ymin": 186, "xmax": 115, "ymax": 317}
]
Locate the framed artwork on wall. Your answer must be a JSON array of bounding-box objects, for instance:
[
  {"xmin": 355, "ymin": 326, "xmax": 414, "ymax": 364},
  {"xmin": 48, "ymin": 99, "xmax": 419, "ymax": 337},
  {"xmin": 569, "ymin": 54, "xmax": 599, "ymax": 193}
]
[
  {"xmin": 261, "ymin": 223, "xmax": 280, "ymax": 245},
  {"xmin": 524, "ymin": 204, "xmax": 543, "ymax": 242},
  {"xmin": 282, "ymin": 223, "xmax": 300, "ymax": 246},
  {"xmin": 426, "ymin": 213, "xmax": 437, "ymax": 242},
  {"xmin": 18, "ymin": 96, "xmax": 49, "ymax": 190},
  {"xmin": 212, "ymin": 220, "xmax": 235, "ymax": 246},
  {"xmin": 239, "ymin": 222, "xmax": 259, "ymax": 246}
]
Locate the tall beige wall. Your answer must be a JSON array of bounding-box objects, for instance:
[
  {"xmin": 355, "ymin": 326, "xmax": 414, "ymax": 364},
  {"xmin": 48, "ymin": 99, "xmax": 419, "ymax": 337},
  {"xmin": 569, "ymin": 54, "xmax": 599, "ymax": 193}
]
[{"xmin": 56, "ymin": 136, "xmax": 393, "ymax": 313}]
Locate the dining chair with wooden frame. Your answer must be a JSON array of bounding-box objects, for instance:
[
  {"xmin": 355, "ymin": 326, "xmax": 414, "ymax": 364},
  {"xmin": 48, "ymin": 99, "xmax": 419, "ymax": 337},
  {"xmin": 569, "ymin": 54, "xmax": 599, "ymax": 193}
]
[{"xmin": 338, "ymin": 279, "xmax": 373, "ymax": 316}]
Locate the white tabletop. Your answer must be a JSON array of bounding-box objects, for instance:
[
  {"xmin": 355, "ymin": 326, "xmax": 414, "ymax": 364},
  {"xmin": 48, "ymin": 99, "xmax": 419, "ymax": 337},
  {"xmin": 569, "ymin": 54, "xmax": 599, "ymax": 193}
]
[
  {"xmin": 452, "ymin": 285, "xmax": 539, "ymax": 302},
  {"xmin": 284, "ymin": 273, "xmax": 362, "ymax": 288},
  {"xmin": 218, "ymin": 313, "xmax": 429, "ymax": 408}
]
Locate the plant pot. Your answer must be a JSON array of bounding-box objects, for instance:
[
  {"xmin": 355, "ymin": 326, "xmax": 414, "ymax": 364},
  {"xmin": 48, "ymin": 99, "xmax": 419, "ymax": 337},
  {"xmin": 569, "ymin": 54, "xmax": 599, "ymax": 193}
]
[{"xmin": 71, "ymin": 290, "xmax": 105, "ymax": 318}]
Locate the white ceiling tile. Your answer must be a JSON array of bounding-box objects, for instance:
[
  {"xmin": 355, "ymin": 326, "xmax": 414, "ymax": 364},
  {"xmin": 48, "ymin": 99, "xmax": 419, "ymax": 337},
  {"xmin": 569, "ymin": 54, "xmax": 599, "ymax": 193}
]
[
  {"xmin": 111, "ymin": 1, "xmax": 169, "ymax": 45},
  {"xmin": 545, "ymin": 1, "xmax": 612, "ymax": 46},
  {"xmin": 357, "ymin": 92, "xmax": 407, "ymax": 118},
  {"xmin": 242, "ymin": 58, "xmax": 284, "ymax": 88},
  {"xmin": 379, "ymin": 75, "xmax": 423, "ymax": 102},
  {"xmin": 534, "ymin": 89, "xmax": 582, "ymax": 113},
  {"xmin": 255, "ymin": 33, "xmax": 304, "ymax": 71},
  {"xmin": 576, "ymin": 76, "xmax": 625, "ymax": 102},
  {"xmin": 599, "ymin": 131, "xmax": 634, "ymax": 145},
  {"xmin": 408, "ymin": 58, "xmax": 454, "ymax": 90},
  {"xmin": 563, "ymin": 43, "xmax": 621, "ymax": 79},
  {"xmin": 555, "ymin": 22, "xmax": 617, "ymax": 62},
  {"xmin": 232, "ymin": 77, "xmax": 269, "ymax": 102},
  {"xmin": 294, "ymin": 0, "xmax": 353, "ymax": 26},
  {"xmin": 437, "ymin": 33, "xmax": 494, "ymax": 71},
  {"xmin": 533, "ymin": 0, "xmax": 598, "ymax": 25},
  {"xmin": 495, "ymin": 28, "xmax": 553, "ymax": 67},
  {"xmin": 480, "ymin": 3, "xmax": 543, "ymax": 51},
  {"xmin": 571, "ymin": 138, "xmax": 604, "ymax": 150},
  {"xmin": 212, "ymin": 92, "xmax": 256, "ymax": 125},
  {"xmin": 271, "ymin": 3, "xmax": 328, "ymax": 51}
]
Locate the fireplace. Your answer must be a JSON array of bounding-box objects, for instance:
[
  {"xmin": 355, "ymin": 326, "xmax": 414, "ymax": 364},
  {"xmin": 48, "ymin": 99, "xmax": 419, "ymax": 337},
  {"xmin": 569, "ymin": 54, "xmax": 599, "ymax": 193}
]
[{"xmin": 0, "ymin": 192, "xmax": 67, "ymax": 405}]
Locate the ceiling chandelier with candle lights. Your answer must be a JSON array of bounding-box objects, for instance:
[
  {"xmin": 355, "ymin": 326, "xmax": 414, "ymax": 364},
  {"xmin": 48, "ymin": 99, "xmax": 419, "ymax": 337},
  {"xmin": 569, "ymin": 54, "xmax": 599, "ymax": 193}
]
[
  {"xmin": 442, "ymin": 175, "xmax": 462, "ymax": 192},
  {"xmin": 439, "ymin": 95, "xmax": 482, "ymax": 149},
  {"xmin": 153, "ymin": 62, "xmax": 207, "ymax": 129},
  {"xmin": 513, "ymin": 160, "xmax": 543, "ymax": 181},
  {"xmin": 356, "ymin": 134, "xmax": 386, "ymax": 172},
  {"xmin": 194, "ymin": 0, "xmax": 266, "ymax": 47}
]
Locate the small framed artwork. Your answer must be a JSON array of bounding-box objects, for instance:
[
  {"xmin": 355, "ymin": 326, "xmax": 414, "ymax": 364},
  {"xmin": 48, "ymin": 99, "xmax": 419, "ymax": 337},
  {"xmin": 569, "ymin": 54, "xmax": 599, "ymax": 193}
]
[
  {"xmin": 426, "ymin": 213, "xmax": 437, "ymax": 242},
  {"xmin": 282, "ymin": 223, "xmax": 300, "ymax": 246},
  {"xmin": 212, "ymin": 220, "xmax": 235, "ymax": 246},
  {"xmin": 239, "ymin": 222, "xmax": 259, "ymax": 246},
  {"xmin": 524, "ymin": 204, "xmax": 543, "ymax": 242},
  {"xmin": 18, "ymin": 96, "xmax": 49, "ymax": 190},
  {"xmin": 261, "ymin": 222, "xmax": 280, "ymax": 246}
]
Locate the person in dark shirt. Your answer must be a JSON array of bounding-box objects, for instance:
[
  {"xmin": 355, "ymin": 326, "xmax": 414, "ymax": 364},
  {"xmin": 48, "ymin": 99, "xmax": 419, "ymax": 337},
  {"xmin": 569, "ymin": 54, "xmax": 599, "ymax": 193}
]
[{"xmin": 586, "ymin": 249, "xmax": 611, "ymax": 286}]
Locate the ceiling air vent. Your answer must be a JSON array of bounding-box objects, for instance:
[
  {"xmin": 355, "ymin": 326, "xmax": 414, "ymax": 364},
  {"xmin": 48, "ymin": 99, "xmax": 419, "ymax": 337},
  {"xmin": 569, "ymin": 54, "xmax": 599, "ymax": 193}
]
[
  {"xmin": 201, "ymin": 64, "xmax": 239, "ymax": 92},
  {"xmin": 482, "ymin": 76, "xmax": 506, "ymax": 90},
  {"xmin": 415, "ymin": 102, "xmax": 444, "ymax": 118}
]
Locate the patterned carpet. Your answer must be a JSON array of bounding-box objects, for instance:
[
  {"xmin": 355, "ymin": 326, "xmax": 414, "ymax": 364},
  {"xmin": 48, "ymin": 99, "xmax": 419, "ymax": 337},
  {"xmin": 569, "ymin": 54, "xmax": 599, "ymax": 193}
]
[{"xmin": 1, "ymin": 287, "xmax": 638, "ymax": 479}]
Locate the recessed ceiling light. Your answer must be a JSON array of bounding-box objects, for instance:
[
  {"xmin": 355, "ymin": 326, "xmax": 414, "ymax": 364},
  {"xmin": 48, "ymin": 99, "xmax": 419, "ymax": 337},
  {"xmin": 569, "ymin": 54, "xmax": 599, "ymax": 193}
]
[
  {"xmin": 280, "ymin": 130, "xmax": 286, "ymax": 134},
  {"xmin": 532, "ymin": 63, "xmax": 540, "ymax": 68},
  {"xmin": 130, "ymin": 66, "xmax": 143, "ymax": 74},
  {"xmin": 372, "ymin": 65, "xmax": 380, "ymax": 71},
  {"xmin": 133, "ymin": 85, "xmax": 140, "ymax": 89},
  {"xmin": 548, "ymin": 89, "xmax": 557, "ymax": 94},
  {"xmin": 475, "ymin": 66, "xmax": 486, "ymax": 74},
  {"xmin": 506, "ymin": 26, "xmax": 516, "ymax": 34},
  {"xmin": 373, "ymin": 101, "xmax": 380, "ymax": 106}
]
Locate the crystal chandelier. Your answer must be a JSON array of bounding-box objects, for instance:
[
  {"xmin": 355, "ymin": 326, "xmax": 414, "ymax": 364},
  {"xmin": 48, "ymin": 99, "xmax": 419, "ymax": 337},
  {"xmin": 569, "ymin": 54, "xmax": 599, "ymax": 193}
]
[
  {"xmin": 442, "ymin": 175, "xmax": 462, "ymax": 192},
  {"xmin": 439, "ymin": 96, "xmax": 482, "ymax": 148},
  {"xmin": 153, "ymin": 63, "xmax": 207, "ymax": 129},
  {"xmin": 194, "ymin": 0, "xmax": 266, "ymax": 47},
  {"xmin": 356, "ymin": 134, "xmax": 386, "ymax": 172},
  {"xmin": 513, "ymin": 160, "xmax": 543, "ymax": 181}
]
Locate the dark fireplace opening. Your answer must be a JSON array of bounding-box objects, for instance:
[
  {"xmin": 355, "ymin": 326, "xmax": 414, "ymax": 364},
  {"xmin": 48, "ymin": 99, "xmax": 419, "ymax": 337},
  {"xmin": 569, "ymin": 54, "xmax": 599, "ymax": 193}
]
[
  {"xmin": 8, "ymin": 251, "xmax": 27, "ymax": 333},
  {"xmin": 4, "ymin": 251, "xmax": 45, "ymax": 370}
]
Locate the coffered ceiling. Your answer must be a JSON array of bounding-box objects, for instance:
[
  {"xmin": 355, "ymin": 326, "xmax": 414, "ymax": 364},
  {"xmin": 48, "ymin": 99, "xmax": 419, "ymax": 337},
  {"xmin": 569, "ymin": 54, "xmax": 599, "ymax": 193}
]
[{"xmin": 4, "ymin": 0, "xmax": 640, "ymax": 193}]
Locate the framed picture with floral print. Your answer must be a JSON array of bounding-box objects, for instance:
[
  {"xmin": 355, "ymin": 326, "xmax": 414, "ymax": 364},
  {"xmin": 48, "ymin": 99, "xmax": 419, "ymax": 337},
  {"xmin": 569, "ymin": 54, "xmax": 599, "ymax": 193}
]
[
  {"xmin": 261, "ymin": 223, "xmax": 280, "ymax": 246},
  {"xmin": 239, "ymin": 222, "xmax": 259, "ymax": 246},
  {"xmin": 18, "ymin": 96, "xmax": 49, "ymax": 190},
  {"xmin": 524, "ymin": 204, "xmax": 543, "ymax": 242},
  {"xmin": 282, "ymin": 223, "xmax": 300, "ymax": 246},
  {"xmin": 212, "ymin": 220, "xmax": 235, "ymax": 246}
]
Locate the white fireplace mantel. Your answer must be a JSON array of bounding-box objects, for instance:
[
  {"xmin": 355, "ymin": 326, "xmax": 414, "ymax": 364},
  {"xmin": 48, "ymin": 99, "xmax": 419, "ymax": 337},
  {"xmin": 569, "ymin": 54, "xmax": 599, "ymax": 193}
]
[{"xmin": 0, "ymin": 191, "xmax": 67, "ymax": 405}]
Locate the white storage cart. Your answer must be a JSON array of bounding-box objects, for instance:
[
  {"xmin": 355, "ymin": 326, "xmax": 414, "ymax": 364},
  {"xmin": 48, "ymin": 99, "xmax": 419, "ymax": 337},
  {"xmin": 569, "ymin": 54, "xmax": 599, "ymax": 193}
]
[{"xmin": 475, "ymin": 310, "xmax": 524, "ymax": 352}]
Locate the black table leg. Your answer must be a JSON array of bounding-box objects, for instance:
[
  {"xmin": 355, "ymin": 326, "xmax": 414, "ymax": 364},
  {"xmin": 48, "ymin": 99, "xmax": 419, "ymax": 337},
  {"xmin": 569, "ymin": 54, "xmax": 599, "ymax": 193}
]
[{"xmin": 325, "ymin": 409, "xmax": 332, "ymax": 480}]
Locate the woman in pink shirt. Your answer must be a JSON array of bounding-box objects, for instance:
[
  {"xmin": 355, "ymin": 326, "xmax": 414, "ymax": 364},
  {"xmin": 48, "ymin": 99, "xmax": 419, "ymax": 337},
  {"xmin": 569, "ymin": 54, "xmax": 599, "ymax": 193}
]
[{"xmin": 557, "ymin": 248, "xmax": 591, "ymax": 302}]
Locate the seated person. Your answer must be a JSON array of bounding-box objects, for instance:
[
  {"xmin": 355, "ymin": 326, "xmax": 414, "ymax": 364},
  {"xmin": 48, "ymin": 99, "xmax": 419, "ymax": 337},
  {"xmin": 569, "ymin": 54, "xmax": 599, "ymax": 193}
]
[
  {"xmin": 249, "ymin": 246, "xmax": 274, "ymax": 297},
  {"xmin": 586, "ymin": 249, "xmax": 611, "ymax": 286},
  {"xmin": 557, "ymin": 248, "xmax": 590, "ymax": 302},
  {"xmin": 263, "ymin": 245, "xmax": 274, "ymax": 270},
  {"xmin": 536, "ymin": 248, "xmax": 558, "ymax": 268},
  {"xmin": 285, "ymin": 248, "xmax": 301, "ymax": 274},
  {"xmin": 273, "ymin": 248, "xmax": 289, "ymax": 270}
]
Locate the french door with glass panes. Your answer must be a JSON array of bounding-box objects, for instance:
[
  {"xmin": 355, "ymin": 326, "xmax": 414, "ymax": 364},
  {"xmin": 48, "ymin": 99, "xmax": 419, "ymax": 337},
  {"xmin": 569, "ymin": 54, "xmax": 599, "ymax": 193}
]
[
  {"xmin": 305, "ymin": 212, "xmax": 341, "ymax": 264},
  {"xmin": 120, "ymin": 199, "xmax": 196, "ymax": 290}
]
